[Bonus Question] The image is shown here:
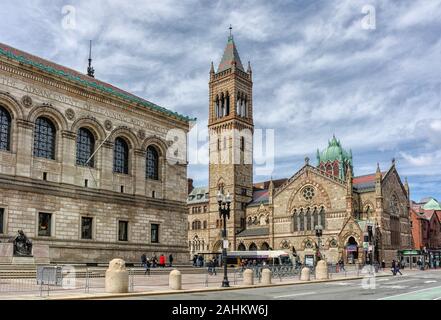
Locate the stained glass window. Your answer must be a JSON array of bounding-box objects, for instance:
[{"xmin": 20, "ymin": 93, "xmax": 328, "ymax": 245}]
[
  {"xmin": 0, "ymin": 106, "xmax": 11, "ymax": 151},
  {"xmin": 146, "ymin": 146, "xmax": 159, "ymax": 180},
  {"xmin": 76, "ymin": 128, "xmax": 95, "ymax": 167},
  {"xmin": 114, "ymin": 138, "xmax": 129, "ymax": 174},
  {"xmin": 33, "ymin": 117, "xmax": 56, "ymax": 160}
]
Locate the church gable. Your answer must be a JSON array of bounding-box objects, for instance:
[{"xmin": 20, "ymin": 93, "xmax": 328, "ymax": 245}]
[
  {"xmin": 338, "ymin": 215, "xmax": 363, "ymax": 246},
  {"xmin": 273, "ymin": 164, "xmax": 347, "ymax": 217}
]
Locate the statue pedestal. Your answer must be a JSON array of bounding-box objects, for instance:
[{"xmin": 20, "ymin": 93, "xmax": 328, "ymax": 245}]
[
  {"xmin": 12, "ymin": 256, "xmax": 35, "ymax": 265},
  {"xmin": 0, "ymin": 243, "xmax": 13, "ymax": 264}
]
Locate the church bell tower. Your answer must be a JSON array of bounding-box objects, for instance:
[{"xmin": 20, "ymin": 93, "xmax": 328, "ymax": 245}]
[{"xmin": 208, "ymin": 30, "xmax": 254, "ymax": 251}]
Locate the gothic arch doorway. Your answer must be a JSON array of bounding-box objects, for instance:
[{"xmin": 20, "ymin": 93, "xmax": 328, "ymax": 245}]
[
  {"xmin": 249, "ymin": 243, "xmax": 257, "ymax": 251},
  {"xmin": 261, "ymin": 242, "xmax": 270, "ymax": 250},
  {"xmin": 237, "ymin": 243, "xmax": 246, "ymax": 251},
  {"xmin": 346, "ymin": 236, "xmax": 359, "ymax": 264}
]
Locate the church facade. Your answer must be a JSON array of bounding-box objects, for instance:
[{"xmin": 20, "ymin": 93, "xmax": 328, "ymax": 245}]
[
  {"xmin": 0, "ymin": 43, "xmax": 191, "ymax": 264},
  {"xmin": 188, "ymin": 35, "xmax": 412, "ymax": 265}
]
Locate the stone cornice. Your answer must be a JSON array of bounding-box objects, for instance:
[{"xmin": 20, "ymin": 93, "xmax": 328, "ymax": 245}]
[
  {"xmin": 0, "ymin": 174, "xmax": 187, "ymax": 213},
  {"xmin": 0, "ymin": 57, "xmax": 192, "ymax": 130}
]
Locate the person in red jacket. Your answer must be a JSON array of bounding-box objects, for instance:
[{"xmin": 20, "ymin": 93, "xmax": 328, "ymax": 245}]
[{"xmin": 159, "ymin": 254, "xmax": 166, "ymax": 268}]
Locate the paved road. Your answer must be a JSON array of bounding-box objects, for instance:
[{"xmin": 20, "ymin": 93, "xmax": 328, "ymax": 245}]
[{"xmin": 119, "ymin": 270, "xmax": 441, "ymax": 300}]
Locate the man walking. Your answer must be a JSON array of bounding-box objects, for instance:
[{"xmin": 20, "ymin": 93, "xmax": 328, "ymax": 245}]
[{"xmin": 169, "ymin": 254, "xmax": 174, "ymax": 267}]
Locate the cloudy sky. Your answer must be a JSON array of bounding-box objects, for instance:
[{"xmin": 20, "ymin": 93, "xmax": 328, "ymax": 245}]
[{"xmin": 1, "ymin": 0, "xmax": 440, "ymax": 202}]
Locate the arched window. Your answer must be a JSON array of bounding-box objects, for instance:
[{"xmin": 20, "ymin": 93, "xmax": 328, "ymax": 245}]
[
  {"xmin": 113, "ymin": 137, "xmax": 129, "ymax": 174},
  {"xmin": 0, "ymin": 106, "xmax": 11, "ymax": 151},
  {"xmin": 146, "ymin": 146, "xmax": 159, "ymax": 180},
  {"xmin": 299, "ymin": 209, "xmax": 305, "ymax": 231},
  {"xmin": 203, "ymin": 221, "xmax": 207, "ymax": 229},
  {"xmin": 313, "ymin": 207, "xmax": 319, "ymax": 228},
  {"xmin": 326, "ymin": 163, "xmax": 333, "ymax": 175},
  {"xmin": 319, "ymin": 206, "xmax": 326, "ymax": 229},
  {"xmin": 293, "ymin": 209, "xmax": 298, "ymax": 231},
  {"xmin": 225, "ymin": 93, "xmax": 230, "ymax": 116},
  {"xmin": 261, "ymin": 242, "xmax": 270, "ymax": 250},
  {"xmin": 33, "ymin": 117, "xmax": 56, "ymax": 160},
  {"xmin": 306, "ymin": 208, "xmax": 312, "ymax": 231},
  {"xmin": 249, "ymin": 243, "xmax": 257, "ymax": 251},
  {"xmin": 76, "ymin": 128, "xmax": 95, "ymax": 167},
  {"xmin": 238, "ymin": 243, "xmax": 246, "ymax": 251}
]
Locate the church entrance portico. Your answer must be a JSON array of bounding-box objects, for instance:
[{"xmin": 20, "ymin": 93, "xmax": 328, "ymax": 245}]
[{"xmin": 346, "ymin": 236, "xmax": 359, "ymax": 264}]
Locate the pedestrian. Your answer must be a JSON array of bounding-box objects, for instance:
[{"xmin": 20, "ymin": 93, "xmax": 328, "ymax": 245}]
[
  {"xmin": 391, "ymin": 260, "xmax": 397, "ymax": 276},
  {"xmin": 381, "ymin": 259, "xmax": 386, "ymax": 270},
  {"xmin": 339, "ymin": 259, "xmax": 346, "ymax": 272},
  {"xmin": 395, "ymin": 261, "xmax": 403, "ymax": 275},
  {"xmin": 169, "ymin": 254, "xmax": 174, "ymax": 267},
  {"xmin": 159, "ymin": 254, "xmax": 166, "ymax": 268},
  {"xmin": 145, "ymin": 257, "xmax": 151, "ymax": 275},
  {"xmin": 141, "ymin": 253, "xmax": 147, "ymax": 268},
  {"xmin": 192, "ymin": 255, "xmax": 197, "ymax": 267},
  {"xmin": 152, "ymin": 254, "xmax": 158, "ymax": 268}
]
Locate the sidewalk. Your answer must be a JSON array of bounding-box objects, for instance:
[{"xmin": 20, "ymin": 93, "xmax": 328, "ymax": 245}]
[{"xmin": 0, "ymin": 268, "xmax": 398, "ymax": 300}]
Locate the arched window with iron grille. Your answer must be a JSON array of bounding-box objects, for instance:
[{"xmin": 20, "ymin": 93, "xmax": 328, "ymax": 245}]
[
  {"xmin": 33, "ymin": 117, "xmax": 56, "ymax": 160},
  {"xmin": 76, "ymin": 128, "xmax": 95, "ymax": 167},
  {"xmin": 0, "ymin": 106, "xmax": 11, "ymax": 151},
  {"xmin": 146, "ymin": 146, "xmax": 159, "ymax": 180},
  {"xmin": 113, "ymin": 137, "xmax": 129, "ymax": 174}
]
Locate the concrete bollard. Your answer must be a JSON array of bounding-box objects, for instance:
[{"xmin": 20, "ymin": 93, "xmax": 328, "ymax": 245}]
[
  {"xmin": 261, "ymin": 268, "xmax": 272, "ymax": 285},
  {"xmin": 243, "ymin": 269, "xmax": 254, "ymax": 286},
  {"xmin": 315, "ymin": 260, "xmax": 329, "ymax": 280},
  {"xmin": 105, "ymin": 258, "xmax": 129, "ymax": 293},
  {"xmin": 300, "ymin": 267, "xmax": 310, "ymax": 281},
  {"xmin": 169, "ymin": 269, "xmax": 182, "ymax": 290}
]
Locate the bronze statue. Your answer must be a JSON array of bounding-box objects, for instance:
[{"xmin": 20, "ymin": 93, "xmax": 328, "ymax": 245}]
[{"xmin": 13, "ymin": 230, "xmax": 33, "ymax": 256}]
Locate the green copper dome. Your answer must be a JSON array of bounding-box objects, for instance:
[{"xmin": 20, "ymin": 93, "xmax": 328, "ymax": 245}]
[
  {"xmin": 423, "ymin": 199, "xmax": 441, "ymax": 210},
  {"xmin": 316, "ymin": 135, "xmax": 353, "ymax": 180}
]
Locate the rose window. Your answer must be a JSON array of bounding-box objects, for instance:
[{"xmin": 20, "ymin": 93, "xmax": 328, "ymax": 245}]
[{"xmin": 303, "ymin": 187, "xmax": 315, "ymax": 201}]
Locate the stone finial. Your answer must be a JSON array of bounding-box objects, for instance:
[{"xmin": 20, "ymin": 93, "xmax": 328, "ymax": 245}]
[
  {"xmin": 315, "ymin": 260, "xmax": 329, "ymax": 280},
  {"xmin": 392, "ymin": 158, "xmax": 396, "ymax": 166},
  {"xmin": 261, "ymin": 268, "xmax": 272, "ymax": 285},
  {"xmin": 300, "ymin": 267, "xmax": 311, "ymax": 281},
  {"xmin": 169, "ymin": 269, "xmax": 182, "ymax": 290},
  {"xmin": 243, "ymin": 269, "xmax": 254, "ymax": 286},
  {"xmin": 305, "ymin": 157, "xmax": 310, "ymax": 165},
  {"xmin": 105, "ymin": 259, "xmax": 129, "ymax": 293}
]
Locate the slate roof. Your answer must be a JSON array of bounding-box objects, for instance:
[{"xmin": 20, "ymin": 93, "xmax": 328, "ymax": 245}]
[
  {"xmin": 0, "ymin": 43, "xmax": 194, "ymax": 122},
  {"xmin": 236, "ymin": 227, "xmax": 269, "ymax": 238},
  {"xmin": 217, "ymin": 36, "xmax": 244, "ymax": 73},
  {"xmin": 187, "ymin": 187, "xmax": 209, "ymax": 205}
]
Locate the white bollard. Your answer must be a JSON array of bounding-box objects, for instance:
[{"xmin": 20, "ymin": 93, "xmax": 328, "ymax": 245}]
[
  {"xmin": 105, "ymin": 259, "xmax": 129, "ymax": 293},
  {"xmin": 300, "ymin": 267, "xmax": 311, "ymax": 281},
  {"xmin": 243, "ymin": 269, "xmax": 254, "ymax": 286},
  {"xmin": 261, "ymin": 268, "xmax": 272, "ymax": 285},
  {"xmin": 315, "ymin": 260, "xmax": 329, "ymax": 280},
  {"xmin": 169, "ymin": 269, "xmax": 182, "ymax": 290}
]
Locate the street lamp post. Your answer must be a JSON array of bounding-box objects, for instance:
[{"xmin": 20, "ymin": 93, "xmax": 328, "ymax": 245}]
[
  {"xmin": 217, "ymin": 190, "xmax": 232, "ymax": 287},
  {"xmin": 315, "ymin": 225, "xmax": 323, "ymax": 265}
]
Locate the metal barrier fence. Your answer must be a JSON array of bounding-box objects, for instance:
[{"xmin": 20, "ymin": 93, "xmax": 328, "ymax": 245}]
[{"xmin": 0, "ymin": 263, "xmax": 382, "ymax": 297}]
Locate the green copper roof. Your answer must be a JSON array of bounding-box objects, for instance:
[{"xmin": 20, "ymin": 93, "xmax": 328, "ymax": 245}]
[
  {"xmin": 0, "ymin": 43, "xmax": 195, "ymax": 122},
  {"xmin": 217, "ymin": 36, "xmax": 244, "ymax": 73},
  {"xmin": 423, "ymin": 199, "xmax": 441, "ymax": 210},
  {"xmin": 317, "ymin": 135, "xmax": 352, "ymax": 164}
]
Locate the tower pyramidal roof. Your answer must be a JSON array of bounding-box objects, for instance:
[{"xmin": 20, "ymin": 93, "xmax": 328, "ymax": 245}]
[{"xmin": 217, "ymin": 35, "xmax": 244, "ymax": 73}]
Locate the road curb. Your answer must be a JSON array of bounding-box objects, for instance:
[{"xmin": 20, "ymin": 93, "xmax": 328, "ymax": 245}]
[{"xmin": 49, "ymin": 273, "xmax": 391, "ymax": 300}]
